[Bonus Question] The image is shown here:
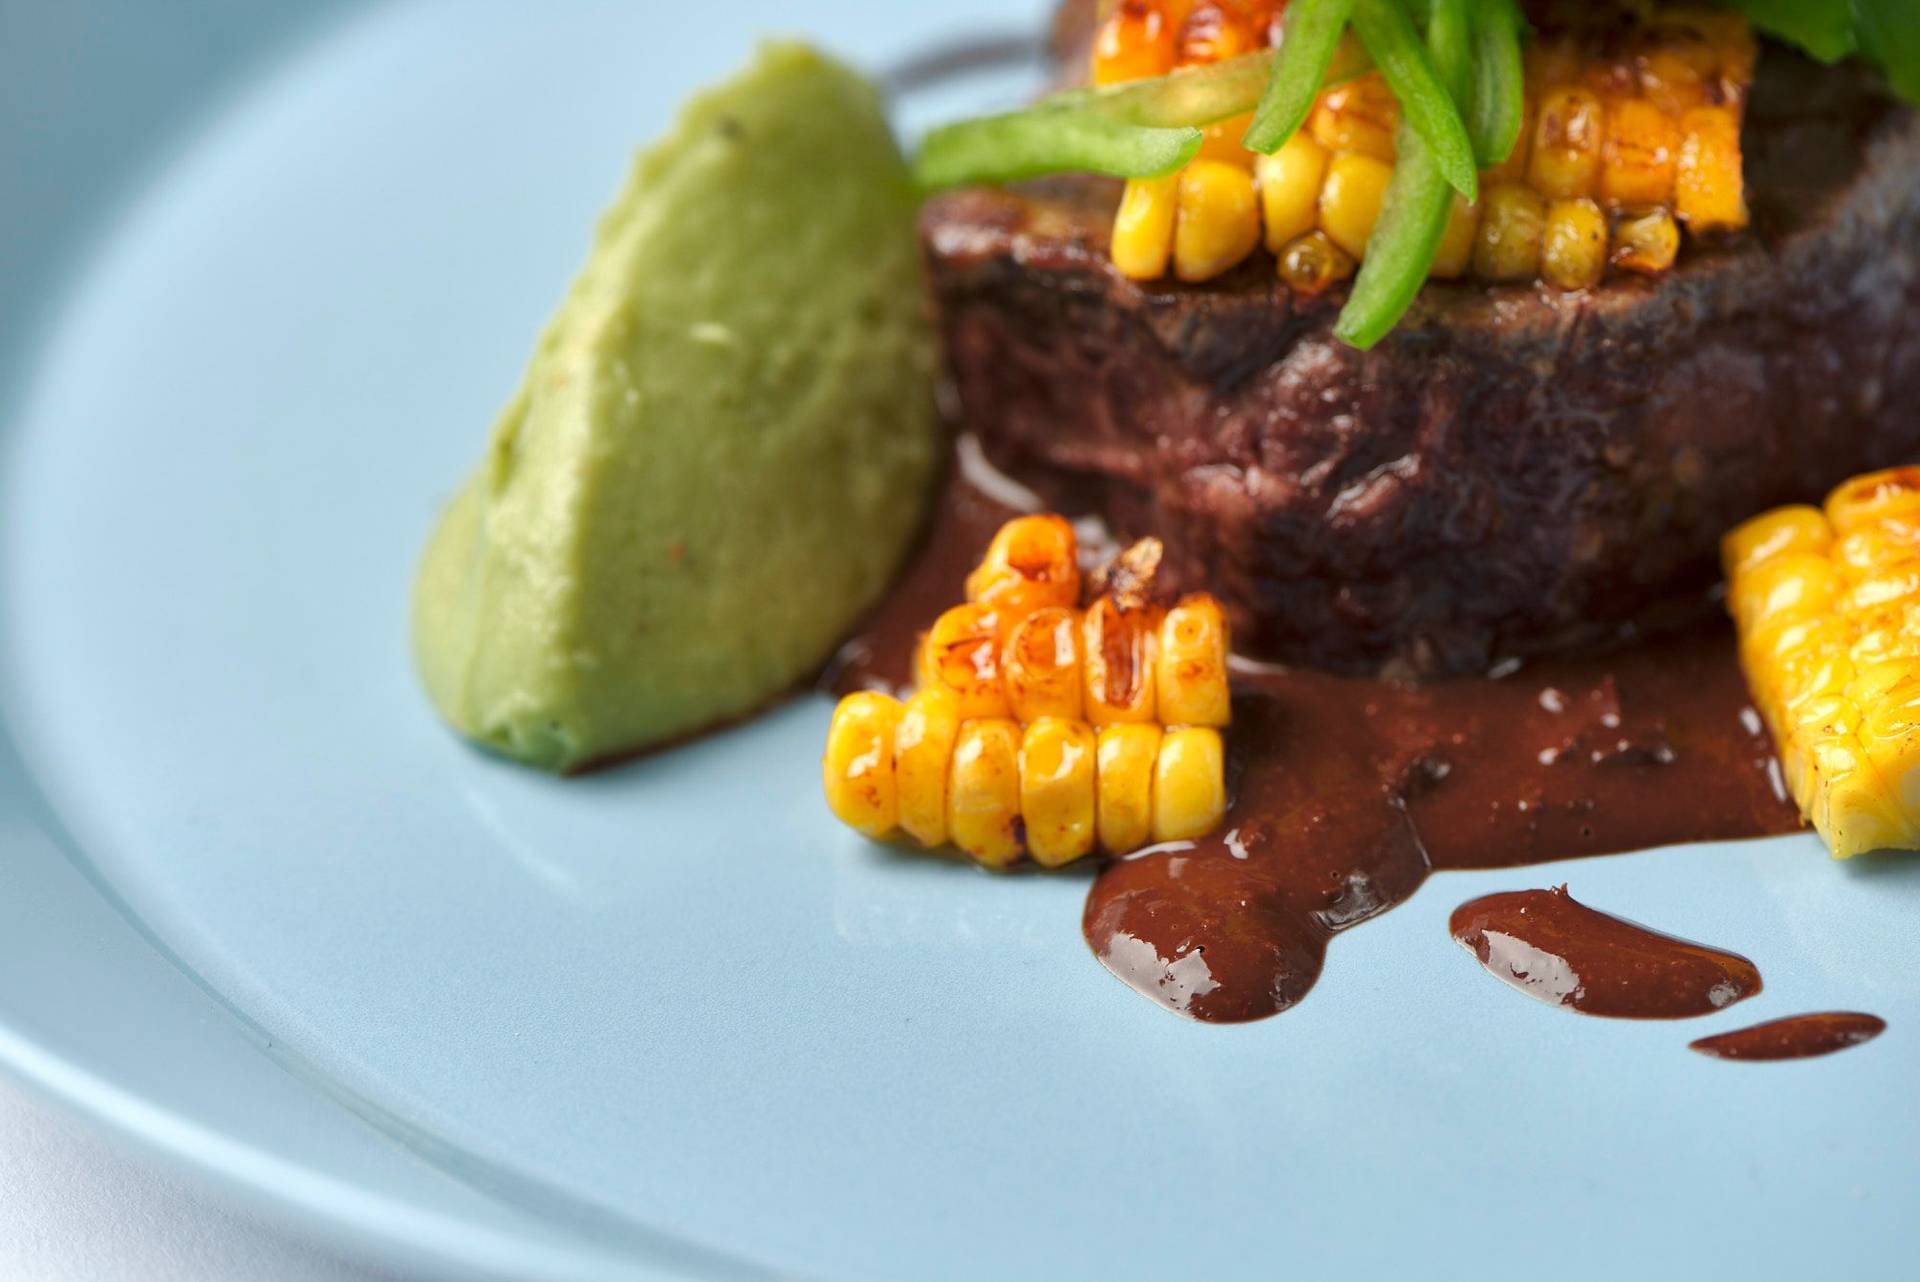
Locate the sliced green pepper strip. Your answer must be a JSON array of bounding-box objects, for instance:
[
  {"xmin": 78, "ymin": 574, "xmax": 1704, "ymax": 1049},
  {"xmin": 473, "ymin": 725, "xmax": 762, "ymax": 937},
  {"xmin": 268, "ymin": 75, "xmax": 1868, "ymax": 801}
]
[
  {"xmin": 1853, "ymin": 0, "xmax": 1920, "ymax": 104},
  {"xmin": 1728, "ymin": 0, "xmax": 1856, "ymax": 63},
  {"xmin": 1334, "ymin": 0, "xmax": 1473, "ymax": 350},
  {"xmin": 1243, "ymin": 0, "xmax": 1359, "ymax": 154},
  {"xmin": 914, "ymin": 113, "xmax": 1202, "ymax": 190},
  {"xmin": 1351, "ymin": 0, "xmax": 1478, "ymax": 201},
  {"xmin": 1467, "ymin": 0, "xmax": 1526, "ymax": 167},
  {"xmin": 912, "ymin": 43, "xmax": 1374, "ymax": 191}
]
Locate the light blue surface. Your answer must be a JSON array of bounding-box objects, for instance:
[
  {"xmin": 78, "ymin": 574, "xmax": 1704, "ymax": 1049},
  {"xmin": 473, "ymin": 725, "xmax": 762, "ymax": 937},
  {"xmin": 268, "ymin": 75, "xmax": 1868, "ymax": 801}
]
[{"xmin": 2, "ymin": 3, "xmax": 1918, "ymax": 1279}]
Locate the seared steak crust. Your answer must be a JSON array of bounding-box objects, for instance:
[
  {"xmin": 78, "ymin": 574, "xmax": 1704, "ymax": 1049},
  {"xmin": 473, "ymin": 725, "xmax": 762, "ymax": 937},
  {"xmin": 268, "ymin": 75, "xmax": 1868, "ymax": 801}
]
[{"xmin": 924, "ymin": 53, "xmax": 1920, "ymax": 675}]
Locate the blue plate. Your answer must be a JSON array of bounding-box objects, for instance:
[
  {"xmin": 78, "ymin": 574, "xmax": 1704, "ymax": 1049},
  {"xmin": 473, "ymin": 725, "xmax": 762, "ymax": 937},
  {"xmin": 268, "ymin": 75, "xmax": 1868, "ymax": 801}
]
[{"xmin": 4, "ymin": 3, "xmax": 1919, "ymax": 1279}]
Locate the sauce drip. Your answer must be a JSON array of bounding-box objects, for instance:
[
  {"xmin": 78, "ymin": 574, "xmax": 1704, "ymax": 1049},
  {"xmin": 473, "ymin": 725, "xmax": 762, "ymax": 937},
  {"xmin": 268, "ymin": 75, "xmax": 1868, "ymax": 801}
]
[
  {"xmin": 1689, "ymin": 1012, "xmax": 1887, "ymax": 1061},
  {"xmin": 1448, "ymin": 887, "xmax": 1761, "ymax": 1018},
  {"xmin": 829, "ymin": 458, "xmax": 1801, "ymax": 1024}
]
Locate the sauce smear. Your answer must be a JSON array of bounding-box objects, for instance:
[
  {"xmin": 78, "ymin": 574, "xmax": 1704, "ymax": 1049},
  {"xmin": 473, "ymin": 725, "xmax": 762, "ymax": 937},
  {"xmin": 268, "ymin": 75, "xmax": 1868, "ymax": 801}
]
[
  {"xmin": 1448, "ymin": 887, "xmax": 1760, "ymax": 1018},
  {"xmin": 1689, "ymin": 1012, "xmax": 1887, "ymax": 1061},
  {"xmin": 830, "ymin": 460, "xmax": 1801, "ymax": 1024}
]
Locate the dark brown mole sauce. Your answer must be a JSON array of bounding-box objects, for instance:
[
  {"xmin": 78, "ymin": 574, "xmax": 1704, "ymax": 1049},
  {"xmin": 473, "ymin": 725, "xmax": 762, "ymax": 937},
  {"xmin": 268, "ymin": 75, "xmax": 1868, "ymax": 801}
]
[
  {"xmin": 1448, "ymin": 887, "xmax": 1760, "ymax": 1018},
  {"xmin": 1689, "ymin": 1012, "xmax": 1887, "ymax": 1061},
  {"xmin": 828, "ymin": 460, "xmax": 1801, "ymax": 1023}
]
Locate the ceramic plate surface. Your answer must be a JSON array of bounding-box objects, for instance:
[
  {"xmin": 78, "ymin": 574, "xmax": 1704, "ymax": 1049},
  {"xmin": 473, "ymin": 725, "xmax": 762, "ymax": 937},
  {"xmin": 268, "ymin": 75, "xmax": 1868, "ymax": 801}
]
[{"xmin": 4, "ymin": 3, "xmax": 1919, "ymax": 1279}]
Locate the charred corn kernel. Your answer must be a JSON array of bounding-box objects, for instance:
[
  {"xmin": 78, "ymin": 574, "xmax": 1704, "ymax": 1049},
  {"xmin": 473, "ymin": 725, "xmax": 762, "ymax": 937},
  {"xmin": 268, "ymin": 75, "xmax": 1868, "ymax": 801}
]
[
  {"xmin": 1541, "ymin": 198, "xmax": 1608, "ymax": 291},
  {"xmin": 1096, "ymin": 723, "xmax": 1162, "ymax": 854},
  {"xmin": 1528, "ymin": 87, "xmax": 1605, "ymax": 200},
  {"xmin": 1151, "ymin": 727, "xmax": 1227, "ymax": 843},
  {"xmin": 1638, "ymin": 44, "xmax": 1710, "ymax": 115},
  {"xmin": 1600, "ymin": 97, "xmax": 1679, "ymax": 209},
  {"xmin": 1155, "ymin": 594, "xmax": 1231, "ymax": 728},
  {"xmin": 1195, "ymin": 112, "xmax": 1256, "ymax": 169},
  {"xmin": 1083, "ymin": 596, "xmax": 1161, "ymax": 725},
  {"xmin": 1256, "ymin": 132, "xmax": 1330, "ymax": 253},
  {"xmin": 1727, "ymin": 481, "xmax": 1920, "ymax": 858},
  {"xmin": 1825, "ymin": 467, "xmax": 1920, "ymax": 536},
  {"xmin": 1112, "ymin": 176, "xmax": 1181, "ymax": 281},
  {"xmin": 1472, "ymin": 183, "xmax": 1546, "ymax": 282},
  {"xmin": 1430, "ymin": 195, "xmax": 1480, "ymax": 279},
  {"xmin": 965, "ymin": 514, "xmax": 1080, "ymax": 626},
  {"xmin": 1004, "ymin": 606, "xmax": 1083, "ymax": 723},
  {"xmin": 1277, "ymin": 230, "xmax": 1355, "ymax": 295},
  {"xmin": 823, "ymin": 693, "xmax": 901, "ymax": 839},
  {"xmin": 1610, "ymin": 205, "xmax": 1679, "ymax": 275},
  {"xmin": 919, "ymin": 603, "xmax": 1010, "ymax": 721},
  {"xmin": 1177, "ymin": 0, "xmax": 1260, "ymax": 64},
  {"xmin": 947, "ymin": 719, "xmax": 1024, "ymax": 867},
  {"xmin": 1318, "ymin": 151, "xmax": 1393, "ymax": 261},
  {"xmin": 1092, "ymin": 0, "xmax": 1182, "ymax": 85},
  {"xmin": 1018, "ymin": 718, "xmax": 1098, "ymax": 867},
  {"xmin": 1309, "ymin": 72, "xmax": 1400, "ymax": 163},
  {"xmin": 1675, "ymin": 104, "xmax": 1746, "ymax": 232},
  {"xmin": 1174, "ymin": 161, "xmax": 1261, "ymax": 283},
  {"xmin": 1723, "ymin": 505, "xmax": 1832, "ymax": 579},
  {"xmin": 892, "ymin": 687, "xmax": 960, "ymax": 848}
]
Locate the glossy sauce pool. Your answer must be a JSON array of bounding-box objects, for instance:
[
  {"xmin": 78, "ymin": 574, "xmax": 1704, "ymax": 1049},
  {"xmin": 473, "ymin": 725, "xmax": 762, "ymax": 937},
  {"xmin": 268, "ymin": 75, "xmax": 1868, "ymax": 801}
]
[{"xmin": 829, "ymin": 458, "xmax": 1803, "ymax": 1024}]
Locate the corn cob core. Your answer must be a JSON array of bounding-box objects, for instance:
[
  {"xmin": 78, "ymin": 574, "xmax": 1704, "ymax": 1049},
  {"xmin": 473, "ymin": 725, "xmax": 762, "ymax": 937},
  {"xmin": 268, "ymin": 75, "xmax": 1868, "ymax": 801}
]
[
  {"xmin": 823, "ymin": 515, "xmax": 1233, "ymax": 868},
  {"xmin": 1723, "ymin": 467, "xmax": 1920, "ymax": 859},
  {"xmin": 1093, "ymin": 1, "xmax": 1752, "ymax": 291}
]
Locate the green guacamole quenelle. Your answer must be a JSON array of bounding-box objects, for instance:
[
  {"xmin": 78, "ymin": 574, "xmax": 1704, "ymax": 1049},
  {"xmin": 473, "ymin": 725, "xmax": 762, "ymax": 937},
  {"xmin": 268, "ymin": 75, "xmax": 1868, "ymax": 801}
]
[{"xmin": 413, "ymin": 44, "xmax": 939, "ymax": 772}]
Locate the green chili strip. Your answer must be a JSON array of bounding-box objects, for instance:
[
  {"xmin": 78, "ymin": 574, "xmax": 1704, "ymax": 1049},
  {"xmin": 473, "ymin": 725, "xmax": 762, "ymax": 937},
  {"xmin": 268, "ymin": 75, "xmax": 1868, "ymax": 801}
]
[
  {"xmin": 913, "ymin": 43, "xmax": 1373, "ymax": 191},
  {"xmin": 1466, "ymin": 0, "xmax": 1524, "ymax": 166},
  {"xmin": 1853, "ymin": 0, "xmax": 1920, "ymax": 103},
  {"xmin": 1350, "ymin": 0, "xmax": 1478, "ymax": 200},
  {"xmin": 1243, "ymin": 0, "xmax": 1358, "ymax": 154},
  {"xmin": 1727, "ymin": 0, "xmax": 1856, "ymax": 63},
  {"xmin": 1334, "ymin": 0, "xmax": 1473, "ymax": 350},
  {"xmin": 914, "ymin": 114, "xmax": 1202, "ymax": 190}
]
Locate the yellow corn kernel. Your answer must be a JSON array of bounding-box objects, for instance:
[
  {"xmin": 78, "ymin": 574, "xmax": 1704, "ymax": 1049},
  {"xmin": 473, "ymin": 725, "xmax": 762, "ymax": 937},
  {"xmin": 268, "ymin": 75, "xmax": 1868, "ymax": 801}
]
[
  {"xmin": 1722, "ymin": 504, "xmax": 1833, "ymax": 579},
  {"xmin": 893, "ymin": 687, "xmax": 961, "ymax": 848},
  {"xmin": 1430, "ymin": 194, "xmax": 1480, "ymax": 279},
  {"xmin": 1004, "ymin": 606, "xmax": 1083, "ymax": 723},
  {"xmin": 1472, "ymin": 183, "xmax": 1546, "ymax": 282},
  {"xmin": 1019, "ymin": 717, "xmax": 1098, "ymax": 868},
  {"xmin": 1151, "ymin": 727, "xmax": 1227, "ymax": 843},
  {"xmin": 1801, "ymin": 724, "xmax": 1907, "ymax": 858},
  {"xmin": 1481, "ymin": 94, "xmax": 1534, "ymax": 185},
  {"xmin": 1318, "ymin": 151, "xmax": 1393, "ymax": 260},
  {"xmin": 1111, "ymin": 175, "xmax": 1180, "ymax": 281},
  {"xmin": 1083, "ymin": 596, "xmax": 1161, "ymax": 725},
  {"xmin": 1309, "ymin": 72, "xmax": 1400, "ymax": 163},
  {"xmin": 1858, "ymin": 677, "xmax": 1920, "ymax": 824},
  {"xmin": 1610, "ymin": 205, "xmax": 1679, "ymax": 275},
  {"xmin": 1277, "ymin": 230, "xmax": 1355, "ymax": 295},
  {"xmin": 1175, "ymin": 160, "xmax": 1261, "ymax": 282},
  {"xmin": 1727, "ymin": 551, "xmax": 1843, "ymax": 634},
  {"xmin": 965, "ymin": 514, "xmax": 1081, "ymax": 627},
  {"xmin": 1600, "ymin": 96, "xmax": 1679, "ymax": 208},
  {"xmin": 1675, "ymin": 104, "xmax": 1747, "ymax": 232},
  {"xmin": 1155, "ymin": 594, "xmax": 1231, "ymax": 727},
  {"xmin": 1195, "ymin": 112, "xmax": 1257, "ymax": 168},
  {"xmin": 1835, "ymin": 527, "xmax": 1920, "ymax": 581},
  {"xmin": 1639, "ymin": 44, "xmax": 1711, "ymax": 115},
  {"xmin": 918, "ymin": 602, "xmax": 1010, "ymax": 721},
  {"xmin": 1091, "ymin": 0, "xmax": 1182, "ymax": 85},
  {"xmin": 1177, "ymin": 1, "xmax": 1256, "ymax": 64},
  {"xmin": 822, "ymin": 692, "xmax": 902, "ymax": 839},
  {"xmin": 1528, "ymin": 87, "xmax": 1605, "ymax": 199},
  {"xmin": 1256, "ymin": 131, "xmax": 1330, "ymax": 252},
  {"xmin": 1825, "ymin": 467, "xmax": 1920, "ymax": 536},
  {"xmin": 1541, "ymin": 197, "xmax": 1608, "ymax": 291},
  {"xmin": 1096, "ymin": 723, "xmax": 1162, "ymax": 854},
  {"xmin": 947, "ymin": 719, "xmax": 1024, "ymax": 868}
]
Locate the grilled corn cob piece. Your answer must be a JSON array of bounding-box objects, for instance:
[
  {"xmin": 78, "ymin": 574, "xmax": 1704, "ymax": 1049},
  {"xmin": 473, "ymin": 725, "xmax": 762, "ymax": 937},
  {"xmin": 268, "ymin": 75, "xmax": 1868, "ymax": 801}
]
[
  {"xmin": 1724, "ymin": 468, "xmax": 1920, "ymax": 858},
  {"xmin": 822, "ymin": 514, "xmax": 1235, "ymax": 865},
  {"xmin": 1092, "ymin": 2, "xmax": 1754, "ymax": 291}
]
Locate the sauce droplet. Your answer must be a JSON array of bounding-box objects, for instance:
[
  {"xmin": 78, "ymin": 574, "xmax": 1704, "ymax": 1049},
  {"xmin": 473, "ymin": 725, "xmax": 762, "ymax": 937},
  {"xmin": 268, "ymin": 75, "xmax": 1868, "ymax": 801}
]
[
  {"xmin": 1449, "ymin": 887, "xmax": 1761, "ymax": 1018},
  {"xmin": 1689, "ymin": 1012, "xmax": 1886, "ymax": 1061}
]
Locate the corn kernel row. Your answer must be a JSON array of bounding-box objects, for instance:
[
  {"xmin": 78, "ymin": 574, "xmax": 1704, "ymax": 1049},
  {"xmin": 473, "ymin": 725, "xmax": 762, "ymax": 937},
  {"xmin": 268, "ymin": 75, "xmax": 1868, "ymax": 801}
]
[
  {"xmin": 1723, "ymin": 468, "xmax": 1920, "ymax": 858},
  {"xmin": 1094, "ymin": 2, "xmax": 1752, "ymax": 292},
  {"xmin": 825, "ymin": 692, "xmax": 1227, "ymax": 867}
]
